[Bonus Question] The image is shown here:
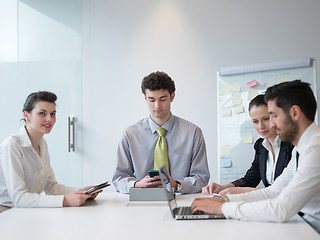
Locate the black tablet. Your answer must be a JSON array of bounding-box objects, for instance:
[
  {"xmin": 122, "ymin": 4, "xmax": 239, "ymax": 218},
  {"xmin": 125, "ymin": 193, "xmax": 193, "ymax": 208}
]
[{"xmin": 85, "ymin": 181, "xmax": 110, "ymax": 194}]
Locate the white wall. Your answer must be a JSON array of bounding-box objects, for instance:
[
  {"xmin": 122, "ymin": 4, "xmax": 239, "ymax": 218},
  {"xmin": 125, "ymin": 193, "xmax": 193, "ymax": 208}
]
[{"xmin": 82, "ymin": 0, "xmax": 320, "ymax": 188}]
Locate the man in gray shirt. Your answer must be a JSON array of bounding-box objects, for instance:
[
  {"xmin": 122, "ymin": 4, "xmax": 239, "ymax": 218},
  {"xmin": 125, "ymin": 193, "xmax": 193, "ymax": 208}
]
[{"xmin": 112, "ymin": 71, "xmax": 210, "ymax": 194}]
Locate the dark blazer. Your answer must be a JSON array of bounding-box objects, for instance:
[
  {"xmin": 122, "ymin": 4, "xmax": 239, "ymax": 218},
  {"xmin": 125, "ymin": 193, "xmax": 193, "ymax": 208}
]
[{"xmin": 232, "ymin": 138, "xmax": 294, "ymax": 188}]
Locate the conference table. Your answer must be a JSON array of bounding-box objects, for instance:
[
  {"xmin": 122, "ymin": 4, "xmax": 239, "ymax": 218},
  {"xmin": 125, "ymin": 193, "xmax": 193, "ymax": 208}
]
[{"xmin": 0, "ymin": 192, "xmax": 319, "ymax": 240}]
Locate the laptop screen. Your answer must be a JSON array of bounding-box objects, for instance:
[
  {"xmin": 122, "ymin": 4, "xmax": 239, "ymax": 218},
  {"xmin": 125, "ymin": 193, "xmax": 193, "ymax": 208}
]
[
  {"xmin": 159, "ymin": 165, "xmax": 177, "ymax": 212},
  {"xmin": 159, "ymin": 165, "xmax": 226, "ymax": 220}
]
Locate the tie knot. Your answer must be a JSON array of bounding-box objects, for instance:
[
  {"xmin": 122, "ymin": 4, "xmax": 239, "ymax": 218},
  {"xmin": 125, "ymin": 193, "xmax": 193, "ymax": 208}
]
[{"xmin": 156, "ymin": 127, "xmax": 166, "ymax": 137}]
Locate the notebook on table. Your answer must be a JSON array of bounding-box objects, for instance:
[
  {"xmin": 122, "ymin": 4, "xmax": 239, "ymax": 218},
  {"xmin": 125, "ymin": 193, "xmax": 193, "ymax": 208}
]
[{"xmin": 158, "ymin": 165, "xmax": 226, "ymax": 220}]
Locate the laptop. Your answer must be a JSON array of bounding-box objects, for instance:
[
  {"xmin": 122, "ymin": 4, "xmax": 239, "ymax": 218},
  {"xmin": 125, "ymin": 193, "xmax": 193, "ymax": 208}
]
[{"xmin": 159, "ymin": 165, "xmax": 226, "ymax": 220}]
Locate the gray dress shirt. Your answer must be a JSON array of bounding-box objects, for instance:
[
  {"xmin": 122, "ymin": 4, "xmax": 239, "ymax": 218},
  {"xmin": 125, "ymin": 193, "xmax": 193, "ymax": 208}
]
[{"xmin": 112, "ymin": 114, "xmax": 210, "ymax": 194}]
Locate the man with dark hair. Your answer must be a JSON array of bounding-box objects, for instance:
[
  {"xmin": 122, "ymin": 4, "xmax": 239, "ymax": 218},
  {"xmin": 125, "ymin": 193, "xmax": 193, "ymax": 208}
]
[
  {"xmin": 264, "ymin": 79, "xmax": 317, "ymax": 122},
  {"xmin": 112, "ymin": 71, "xmax": 210, "ymax": 194},
  {"xmin": 191, "ymin": 80, "xmax": 320, "ymax": 233}
]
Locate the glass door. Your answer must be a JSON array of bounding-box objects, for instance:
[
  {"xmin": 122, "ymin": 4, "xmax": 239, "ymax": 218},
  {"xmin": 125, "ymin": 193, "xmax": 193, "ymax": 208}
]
[{"xmin": 0, "ymin": 0, "xmax": 83, "ymax": 187}]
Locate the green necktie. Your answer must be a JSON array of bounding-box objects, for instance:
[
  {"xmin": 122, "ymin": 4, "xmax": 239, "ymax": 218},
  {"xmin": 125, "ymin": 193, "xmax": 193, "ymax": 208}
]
[{"xmin": 154, "ymin": 127, "xmax": 169, "ymax": 173}]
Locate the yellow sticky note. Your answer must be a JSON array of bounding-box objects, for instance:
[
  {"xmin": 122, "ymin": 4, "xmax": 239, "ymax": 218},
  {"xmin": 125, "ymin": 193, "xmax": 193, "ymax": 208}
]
[
  {"xmin": 221, "ymin": 145, "xmax": 231, "ymax": 156},
  {"xmin": 230, "ymin": 82, "xmax": 241, "ymax": 92},
  {"xmin": 278, "ymin": 77, "xmax": 289, "ymax": 83},
  {"xmin": 232, "ymin": 93, "xmax": 242, "ymax": 105},
  {"xmin": 221, "ymin": 108, "xmax": 232, "ymax": 117},
  {"xmin": 242, "ymin": 133, "xmax": 253, "ymax": 144},
  {"xmin": 233, "ymin": 104, "xmax": 244, "ymax": 114},
  {"xmin": 219, "ymin": 83, "xmax": 231, "ymax": 96},
  {"xmin": 248, "ymin": 91, "xmax": 259, "ymax": 101}
]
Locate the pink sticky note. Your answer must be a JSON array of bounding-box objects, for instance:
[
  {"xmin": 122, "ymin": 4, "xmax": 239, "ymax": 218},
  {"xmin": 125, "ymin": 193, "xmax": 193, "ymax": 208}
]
[{"xmin": 247, "ymin": 80, "xmax": 257, "ymax": 88}]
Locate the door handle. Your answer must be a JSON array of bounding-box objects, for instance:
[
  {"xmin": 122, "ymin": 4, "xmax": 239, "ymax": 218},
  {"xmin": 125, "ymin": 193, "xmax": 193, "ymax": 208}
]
[{"xmin": 68, "ymin": 115, "xmax": 76, "ymax": 152}]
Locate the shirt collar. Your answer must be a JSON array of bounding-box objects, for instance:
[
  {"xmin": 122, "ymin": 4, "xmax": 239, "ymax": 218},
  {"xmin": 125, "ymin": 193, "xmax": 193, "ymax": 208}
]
[
  {"xmin": 296, "ymin": 122, "xmax": 318, "ymax": 153},
  {"xmin": 18, "ymin": 126, "xmax": 44, "ymax": 148},
  {"xmin": 148, "ymin": 114, "xmax": 175, "ymax": 134},
  {"xmin": 262, "ymin": 135, "xmax": 281, "ymax": 151}
]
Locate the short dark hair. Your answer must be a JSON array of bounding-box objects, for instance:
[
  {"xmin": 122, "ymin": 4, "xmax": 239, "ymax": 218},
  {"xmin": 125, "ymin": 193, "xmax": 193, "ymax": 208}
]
[
  {"xmin": 264, "ymin": 80, "xmax": 317, "ymax": 122},
  {"xmin": 248, "ymin": 94, "xmax": 266, "ymax": 112},
  {"xmin": 23, "ymin": 91, "xmax": 57, "ymax": 113},
  {"xmin": 141, "ymin": 71, "xmax": 176, "ymax": 95}
]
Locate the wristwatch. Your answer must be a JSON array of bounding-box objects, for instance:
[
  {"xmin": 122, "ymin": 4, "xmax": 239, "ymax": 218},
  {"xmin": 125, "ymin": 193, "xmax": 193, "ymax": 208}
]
[
  {"xmin": 175, "ymin": 181, "xmax": 182, "ymax": 192},
  {"xmin": 220, "ymin": 194, "xmax": 230, "ymax": 202}
]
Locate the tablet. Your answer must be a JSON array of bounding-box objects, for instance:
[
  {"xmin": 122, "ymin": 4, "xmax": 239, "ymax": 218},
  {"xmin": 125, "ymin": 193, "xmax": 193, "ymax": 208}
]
[{"xmin": 85, "ymin": 181, "xmax": 110, "ymax": 194}]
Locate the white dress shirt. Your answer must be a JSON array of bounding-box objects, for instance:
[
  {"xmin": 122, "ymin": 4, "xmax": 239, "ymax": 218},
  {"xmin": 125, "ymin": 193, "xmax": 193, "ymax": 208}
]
[
  {"xmin": 112, "ymin": 114, "xmax": 210, "ymax": 194},
  {"xmin": 262, "ymin": 135, "xmax": 281, "ymax": 185},
  {"xmin": 222, "ymin": 122, "xmax": 320, "ymax": 222},
  {"xmin": 0, "ymin": 126, "xmax": 76, "ymax": 208}
]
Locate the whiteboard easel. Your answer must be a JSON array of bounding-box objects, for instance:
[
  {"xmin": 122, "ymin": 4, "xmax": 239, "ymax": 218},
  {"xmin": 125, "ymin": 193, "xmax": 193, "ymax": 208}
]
[{"xmin": 217, "ymin": 58, "xmax": 317, "ymax": 184}]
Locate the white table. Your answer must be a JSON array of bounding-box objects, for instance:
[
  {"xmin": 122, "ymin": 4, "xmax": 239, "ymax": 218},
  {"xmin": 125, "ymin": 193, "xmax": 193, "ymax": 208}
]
[{"xmin": 0, "ymin": 192, "xmax": 319, "ymax": 240}]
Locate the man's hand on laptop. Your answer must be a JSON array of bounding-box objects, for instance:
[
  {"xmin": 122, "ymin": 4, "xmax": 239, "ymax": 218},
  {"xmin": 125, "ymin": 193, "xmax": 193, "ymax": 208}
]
[
  {"xmin": 191, "ymin": 197, "xmax": 224, "ymax": 215},
  {"xmin": 134, "ymin": 175, "xmax": 163, "ymax": 188}
]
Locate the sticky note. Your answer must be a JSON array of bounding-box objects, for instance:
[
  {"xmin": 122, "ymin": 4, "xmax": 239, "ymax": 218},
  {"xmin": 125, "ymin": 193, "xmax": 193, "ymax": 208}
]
[
  {"xmin": 232, "ymin": 93, "xmax": 242, "ymax": 104},
  {"xmin": 233, "ymin": 104, "xmax": 244, "ymax": 114},
  {"xmin": 247, "ymin": 80, "xmax": 257, "ymax": 88},
  {"xmin": 278, "ymin": 77, "xmax": 289, "ymax": 83},
  {"xmin": 221, "ymin": 108, "xmax": 232, "ymax": 117},
  {"xmin": 219, "ymin": 83, "xmax": 231, "ymax": 96},
  {"xmin": 221, "ymin": 145, "xmax": 231, "ymax": 156},
  {"xmin": 242, "ymin": 133, "xmax": 253, "ymax": 144},
  {"xmin": 248, "ymin": 90, "xmax": 259, "ymax": 101},
  {"xmin": 230, "ymin": 82, "xmax": 241, "ymax": 92},
  {"xmin": 221, "ymin": 156, "xmax": 232, "ymax": 168}
]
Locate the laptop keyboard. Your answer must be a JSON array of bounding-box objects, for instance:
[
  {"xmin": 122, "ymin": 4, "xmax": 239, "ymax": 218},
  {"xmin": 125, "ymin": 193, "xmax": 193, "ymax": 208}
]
[
  {"xmin": 180, "ymin": 207, "xmax": 205, "ymax": 215},
  {"xmin": 181, "ymin": 207, "xmax": 192, "ymax": 215}
]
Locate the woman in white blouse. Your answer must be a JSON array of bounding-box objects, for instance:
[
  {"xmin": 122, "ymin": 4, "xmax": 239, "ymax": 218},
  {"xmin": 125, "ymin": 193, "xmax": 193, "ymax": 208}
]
[{"xmin": 0, "ymin": 91, "xmax": 100, "ymax": 212}]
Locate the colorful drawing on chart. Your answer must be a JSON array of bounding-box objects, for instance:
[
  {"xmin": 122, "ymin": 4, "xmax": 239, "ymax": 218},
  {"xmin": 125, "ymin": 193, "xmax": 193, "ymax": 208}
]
[{"xmin": 262, "ymin": 72, "xmax": 276, "ymax": 89}]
